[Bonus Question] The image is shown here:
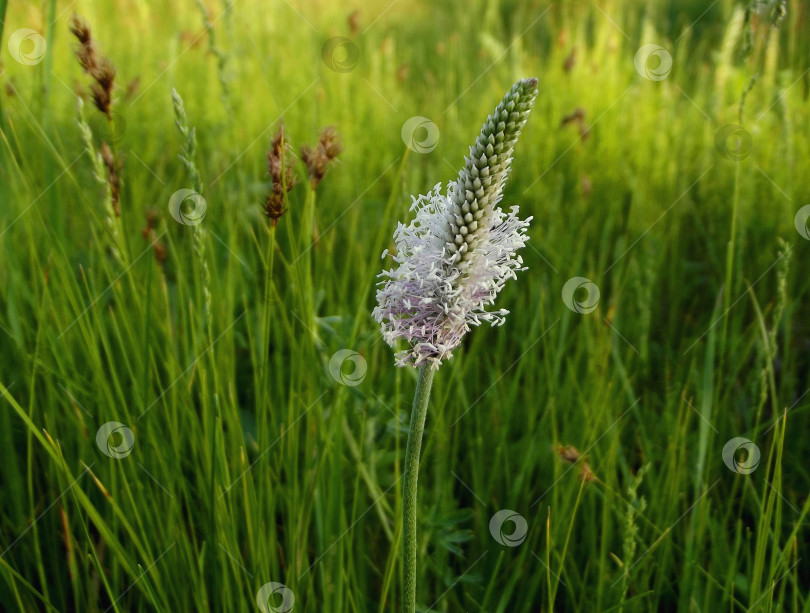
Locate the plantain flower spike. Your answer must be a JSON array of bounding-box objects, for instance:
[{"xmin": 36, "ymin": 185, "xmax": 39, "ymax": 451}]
[{"xmin": 373, "ymin": 78, "xmax": 539, "ymax": 368}]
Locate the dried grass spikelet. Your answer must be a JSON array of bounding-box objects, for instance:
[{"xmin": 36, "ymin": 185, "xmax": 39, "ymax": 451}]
[
  {"xmin": 263, "ymin": 122, "xmax": 297, "ymax": 225},
  {"xmin": 100, "ymin": 142, "xmax": 120, "ymax": 217},
  {"xmin": 125, "ymin": 76, "xmax": 141, "ymax": 100},
  {"xmin": 553, "ymin": 444, "xmax": 597, "ymax": 483},
  {"xmin": 579, "ymin": 463, "xmax": 596, "ymax": 483},
  {"xmin": 301, "ymin": 126, "xmax": 342, "ymax": 188},
  {"xmin": 554, "ymin": 444, "xmax": 582, "ymax": 464},
  {"xmin": 142, "ymin": 209, "xmax": 167, "ymax": 264},
  {"xmin": 581, "ymin": 174, "xmax": 592, "ymax": 199},
  {"xmin": 142, "ymin": 209, "xmax": 159, "ymax": 239},
  {"xmin": 560, "ymin": 107, "xmax": 585, "ymax": 126},
  {"xmin": 69, "ymin": 14, "xmax": 116, "ymax": 119},
  {"xmin": 563, "ymin": 47, "xmax": 576, "ymax": 72},
  {"xmin": 561, "ymin": 107, "xmax": 589, "ymax": 141},
  {"xmin": 89, "ymin": 60, "xmax": 116, "ymax": 118},
  {"xmin": 347, "ymin": 10, "xmax": 361, "ymax": 36}
]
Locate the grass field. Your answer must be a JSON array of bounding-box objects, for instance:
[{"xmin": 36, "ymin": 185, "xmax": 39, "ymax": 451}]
[{"xmin": 1, "ymin": 0, "xmax": 809, "ymax": 611}]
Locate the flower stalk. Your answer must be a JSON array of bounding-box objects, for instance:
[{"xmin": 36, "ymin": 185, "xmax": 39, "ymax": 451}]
[{"xmin": 401, "ymin": 363, "xmax": 435, "ymax": 613}]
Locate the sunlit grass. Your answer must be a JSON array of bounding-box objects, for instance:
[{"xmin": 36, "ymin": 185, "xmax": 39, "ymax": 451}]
[{"xmin": 0, "ymin": 0, "xmax": 808, "ymax": 611}]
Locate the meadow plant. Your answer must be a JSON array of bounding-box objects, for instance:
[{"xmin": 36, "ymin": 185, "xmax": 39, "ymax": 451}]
[
  {"xmin": 301, "ymin": 127, "xmax": 342, "ymax": 188},
  {"xmin": 373, "ymin": 77, "xmax": 538, "ymax": 612},
  {"xmin": 172, "ymin": 88, "xmax": 212, "ymax": 332},
  {"xmin": 76, "ymin": 98, "xmax": 125, "ymax": 264},
  {"xmin": 71, "ymin": 15, "xmax": 126, "ymax": 263},
  {"xmin": 68, "ymin": 15, "xmax": 116, "ymax": 120},
  {"xmin": 263, "ymin": 123, "xmax": 296, "ymax": 224},
  {"xmin": 2, "ymin": 2, "xmax": 807, "ymax": 610}
]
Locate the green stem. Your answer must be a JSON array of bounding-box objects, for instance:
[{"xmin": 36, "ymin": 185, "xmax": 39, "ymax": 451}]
[
  {"xmin": 402, "ymin": 364, "xmax": 436, "ymax": 613},
  {"xmin": 721, "ymin": 160, "xmax": 741, "ymax": 362},
  {"xmin": 260, "ymin": 226, "xmax": 276, "ymax": 413}
]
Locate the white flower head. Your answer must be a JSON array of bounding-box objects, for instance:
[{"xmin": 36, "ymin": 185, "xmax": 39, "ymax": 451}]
[{"xmin": 373, "ymin": 78, "xmax": 538, "ymax": 369}]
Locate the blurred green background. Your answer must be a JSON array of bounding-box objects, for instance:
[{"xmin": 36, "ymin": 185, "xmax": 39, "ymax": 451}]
[{"xmin": 1, "ymin": 0, "xmax": 809, "ymax": 611}]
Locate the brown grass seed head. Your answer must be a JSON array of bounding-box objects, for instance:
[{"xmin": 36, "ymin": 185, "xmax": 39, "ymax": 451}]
[
  {"xmin": 301, "ymin": 126, "xmax": 342, "ymax": 188},
  {"xmin": 69, "ymin": 15, "xmax": 116, "ymax": 119},
  {"xmin": 264, "ymin": 123, "xmax": 297, "ymax": 224}
]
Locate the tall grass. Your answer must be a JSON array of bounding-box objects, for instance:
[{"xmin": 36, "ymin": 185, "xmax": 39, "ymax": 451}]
[{"xmin": 0, "ymin": 0, "xmax": 808, "ymax": 611}]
